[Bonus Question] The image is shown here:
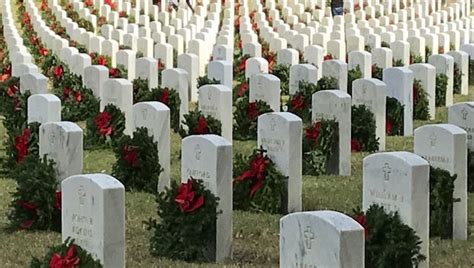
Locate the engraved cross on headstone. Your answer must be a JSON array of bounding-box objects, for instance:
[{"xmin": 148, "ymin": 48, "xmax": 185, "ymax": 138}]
[
  {"xmin": 429, "ymin": 133, "xmax": 437, "ymax": 147},
  {"xmin": 461, "ymin": 107, "xmax": 468, "ymax": 120},
  {"xmin": 194, "ymin": 144, "xmax": 201, "ymax": 160},
  {"xmin": 78, "ymin": 185, "xmax": 86, "ymax": 206},
  {"xmin": 270, "ymin": 118, "xmax": 276, "ymax": 131},
  {"xmin": 304, "ymin": 226, "xmax": 315, "ymax": 249},
  {"xmin": 382, "ymin": 162, "xmax": 391, "ymax": 181}
]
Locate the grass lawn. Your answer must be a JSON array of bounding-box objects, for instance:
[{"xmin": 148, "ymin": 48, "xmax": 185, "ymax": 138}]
[{"xmin": 0, "ymin": 89, "xmax": 473, "ymax": 267}]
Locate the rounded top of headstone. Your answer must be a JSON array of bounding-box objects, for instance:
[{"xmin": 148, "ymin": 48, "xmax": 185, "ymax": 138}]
[
  {"xmin": 353, "ymin": 78, "xmax": 387, "ymax": 87},
  {"xmin": 364, "ymin": 151, "xmax": 429, "ymax": 167},
  {"xmin": 313, "ymin": 89, "xmax": 351, "ymax": 99},
  {"xmin": 62, "ymin": 173, "xmax": 125, "ymax": 190},
  {"xmin": 415, "ymin": 123, "xmax": 467, "ymax": 136},
  {"xmin": 162, "ymin": 67, "xmax": 188, "ymax": 75},
  {"xmin": 133, "ymin": 101, "xmax": 170, "ymax": 112},
  {"xmin": 182, "ymin": 134, "xmax": 232, "ymax": 147},
  {"xmin": 449, "ymin": 101, "xmax": 474, "ymax": 110},
  {"xmin": 258, "ymin": 112, "xmax": 302, "ymax": 123},
  {"xmin": 85, "ymin": 65, "xmax": 109, "ymax": 72},
  {"xmin": 41, "ymin": 121, "xmax": 83, "ymax": 133},
  {"xmin": 281, "ymin": 211, "xmax": 364, "ymax": 232},
  {"xmin": 408, "ymin": 63, "xmax": 436, "ymax": 71},
  {"xmin": 28, "ymin": 93, "xmax": 61, "ymax": 103},
  {"xmin": 199, "ymin": 83, "xmax": 231, "ymax": 93}
]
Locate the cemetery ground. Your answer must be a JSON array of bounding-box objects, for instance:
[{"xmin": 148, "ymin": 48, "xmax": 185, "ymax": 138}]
[{"xmin": 0, "ymin": 89, "xmax": 473, "ymax": 267}]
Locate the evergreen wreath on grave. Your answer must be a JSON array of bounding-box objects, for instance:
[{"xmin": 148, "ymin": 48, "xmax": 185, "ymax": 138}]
[
  {"xmin": 2, "ymin": 122, "xmax": 40, "ymax": 177},
  {"xmin": 108, "ymin": 64, "xmax": 128, "ymax": 79},
  {"xmin": 62, "ymin": 2, "xmax": 94, "ymax": 32},
  {"xmin": 154, "ymin": 59, "xmax": 165, "ymax": 83},
  {"xmin": 371, "ymin": 64, "xmax": 383, "ymax": 81},
  {"xmin": 381, "ymin": 41, "xmax": 390, "ymax": 48},
  {"xmin": 233, "ymin": 96, "xmax": 273, "ymax": 140},
  {"xmin": 132, "ymin": 78, "xmax": 150, "ymax": 103},
  {"xmin": 137, "ymin": 86, "xmax": 181, "ymax": 132},
  {"xmin": 413, "ymin": 79, "xmax": 430, "ymax": 120},
  {"xmin": 425, "ymin": 47, "xmax": 432, "ymax": 63},
  {"xmin": 112, "ymin": 127, "xmax": 162, "ymax": 194},
  {"xmin": 435, "ymin": 73, "xmax": 448, "ymax": 107},
  {"xmin": 233, "ymin": 147, "xmax": 287, "ymax": 214},
  {"xmin": 271, "ymin": 63, "xmax": 290, "ymax": 95},
  {"xmin": 8, "ymin": 155, "xmax": 61, "ymax": 232},
  {"xmin": 410, "ymin": 53, "xmax": 423, "ymax": 64},
  {"xmin": 393, "ymin": 59, "xmax": 404, "ymax": 67},
  {"xmin": 302, "ymin": 120, "xmax": 338, "ymax": 176},
  {"xmin": 30, "ymin": 237, "xmax": 102, "ymax": 267},
  {"xmin": 453, "ymin": 62, "xmax": 462, "ymax": 94},
  {"xmin": 196, "ymin": 75, "xmax": 221, "ymax": 89},
  {"xmin": 89, "ymin": 52, "xmax": 112, "ymax": 68},
  {"xmin": 347, "ymin": 65, "xmax": 363, "ymax": 95},
  {"xmin": 352, "ymin": 204, "xmax": 426, "ymax": 267},
  {"xmin": 233, "ymin": 79, "xmax": 249, "ymax": 101},
  {"xmin": 144, "ymin": 178, "xmax": 219, "ymax": 262},
  {"xmin": 0, "ymin": 78, "xmax": 30, "ymax": 135},
  {"xmin": 179, "ymin": 109, "xmax": 222, "ymax": 138},
  {"xmin": 469, "ymin": 60, "xmax": 474, "ymax": 85},
  {"xmin": 385, "ymin": 97, "xmax": 404, "ymax": 136},
  {"xmin": 429, "ymin": 166, "xmax": 458, "ymax": 239},
  {"xmin": 233, "ymin": 54, "xmax": 250, "ymax": 82},
  {"xmin": 50, "ymin": 68, "xmax": 100, "ymax": 122},
  {"xmin": 351, "ymin": 105, "xmax": 379, "ymax": 152},
  {"xmin": 286, "ymin": 77, "xmax": 338, "ymax": 123},
  {"xmin": 468, "ymin": 150, "xmax": 474, "ymax": 193},
  {"xmin": 85, "ymin": 104, "xmax": 126, "ymax": 148}
]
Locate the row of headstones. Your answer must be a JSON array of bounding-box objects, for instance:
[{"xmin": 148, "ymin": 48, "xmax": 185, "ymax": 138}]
[
  {"xmin": 57, "ymin": 113, "xmax": 471, "ymax": 267},
  {"xmin": 281, "ymin": 117, "xmax": 471, "ymax": 267},
  {"xmin": 47, "ymin": 0, "xmax": 231, "ymax": 100},
  {"xmin": 240, "ymin": 0, "xmax": 472, "ymax": 56},
  {"xmin": 1, "ymin": 1, "xmax": 49, "ymax": 88},
  {"xmin": 69, "ymin": 0, "xmax": 232, "ymax": 74},
  {"xmin": 266, "ymin": 0, "xmax": 470, "ymax": 21}
]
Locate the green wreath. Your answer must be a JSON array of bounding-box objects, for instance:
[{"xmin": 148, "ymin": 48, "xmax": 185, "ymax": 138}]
[
  {"xmin": 303, "ymin": 120, "xmax": 338, "ymax": 175},
  {"xmin": 352, "ymin": 204, "xmax": 426, "ymax": 267},
  {"xmin": 233, "ymin": 148, "xmax": 287, "ymax": 214},
  {"xmin": 144, "ymin": 178, "xmax": 219, "ymax": 262},
  {"xmin": 453, "ymin": 63, "xmax": 462, "ymax": 94},
  {"xmin": 30, "ymin": 237, "xmax": 102, "ymax": 267},
  {"xmin": 233, "ymin": 96, "xmax": 273, "ymax": 140},
  {"xmin": 435, "ymin": 73, "xmax": 448, "ymax": 107},
  {"xmin": 430, "ymin": 166, "xmax": 458, "ymax": 239},
  {"xmin": 196, "ymin": 75, "xmax": 220, "ymax": 89},
  {"xmin": 179, "ymin": 109, "xmax": 222, "ymax": 138},
  {"xmin": 271, "ymin": 63, "xmax": 290, "ymax": 95},
  {"xmin": 351, "ymin": 105, "xmax": 379, "ymax": 152},
  {"xmin": 8, "ymin": 155, "xmax": 60, "ymax": 232},
  {"xmin": 413, "ymin": 79, "xmax": 430, "ymax": 120},
  {"xmin": 347, "ymin": 65, "xmax": 362, "ymax": 95},
  {"xmin": 386, "ymin": 97, "xmax": 404, "ymax": 136},
  {"xmin": 112, "ymin": 127, "xmax": 162, "ymax": 194},
  {"xmin": 85, "ymin": 104, "xmax": 126, "ymax": 148}
]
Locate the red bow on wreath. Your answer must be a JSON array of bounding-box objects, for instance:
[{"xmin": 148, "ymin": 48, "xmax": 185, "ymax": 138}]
[
  {"xmin": 239, "ymin": 57, "xmax": 247, "ymax": 72},
  {"xmin": 122, "ymin": 145, "xmax": 139, "ymax": 167},
  {"xmin": 158, "ymin": 88, "xmax": 170, "ymax": 105},
  {"xmin": 174, "ymin": 178, "xmax": 204, "ymax": 213},
  {"xmin": 94, "ymin": 112, "xmax": 113, "ymax": 137},
  {"xmin": 353, "ymin": 214, "xmax": 368, "ymax": 238},
  {"xmin": 16, "ymin": 200, "xmax": 38, "ymax": 229},
  {"xmin": 247, "ymin": 102, "xmax": 259, "ymax": 120},
  {"xmin": 54, "ymin": 191, "xmax": 62, "ymax": 211},
  {"xmin": 49, "ymin": 244, "xmax": 80, "ymax": 268},
  {"xmin": 235, "ymin": 152, "xmax": 267, "ymax": 196},
  {"xmin": 193, "ymin": 116, "xmax": 209, "ymax": 134},
  {"xmin": 54, "ymin": 65, "xmax": 63, "ymax": 80},
  {"xmin": 290, "ymin": 94, "xmax": 305, "ymax": 111},
  {"xmin": 237, "ymin": 81, "xmax": 248, "ymax": 97},
  {"xmin": 15, "ymin": 128, "xmax": 30, "ymax": 163},
  {"xmin": 304, "ymin": 122, "xmax": 321, "ymax": 144}
]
